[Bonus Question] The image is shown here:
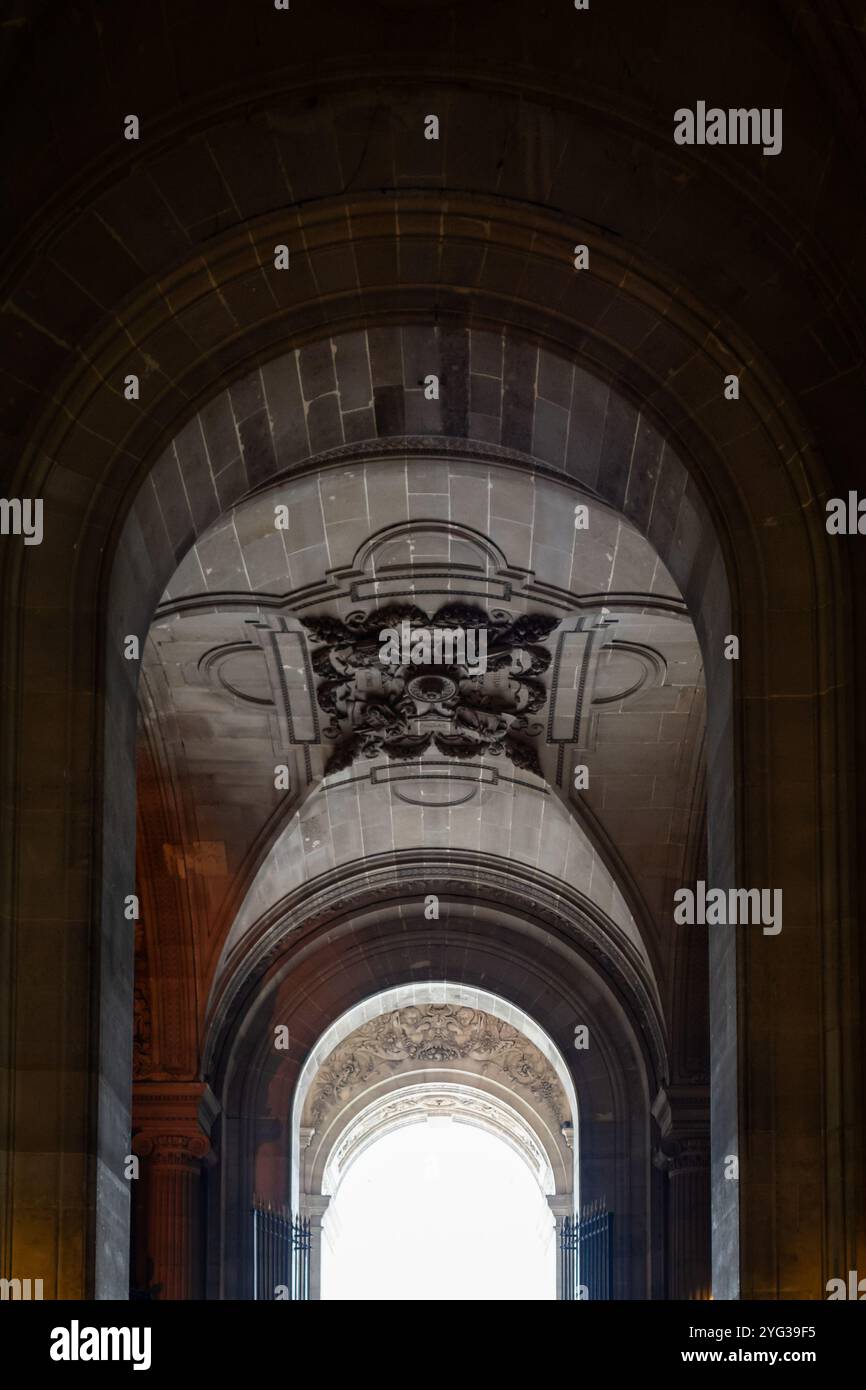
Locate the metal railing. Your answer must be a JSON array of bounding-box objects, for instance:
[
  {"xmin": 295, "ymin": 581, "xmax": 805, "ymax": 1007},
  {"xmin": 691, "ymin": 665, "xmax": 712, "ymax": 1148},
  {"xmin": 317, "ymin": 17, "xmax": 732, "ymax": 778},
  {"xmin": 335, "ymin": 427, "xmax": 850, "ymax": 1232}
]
[
  {"xmin": 561, "ymin": 1200, "xmax": 614, "ymax": 1300},
  {"xmin": 252, "ymin": 1200, "xmax": 310, "ymax": 1301}
]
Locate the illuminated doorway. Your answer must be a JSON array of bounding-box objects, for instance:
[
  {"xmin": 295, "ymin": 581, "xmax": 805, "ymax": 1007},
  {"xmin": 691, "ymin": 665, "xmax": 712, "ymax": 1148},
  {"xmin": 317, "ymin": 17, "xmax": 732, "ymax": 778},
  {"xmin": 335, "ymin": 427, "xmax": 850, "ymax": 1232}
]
[{"xmin": 322, "ymin": 1116, "xmax": 556, "ymax": 1301}]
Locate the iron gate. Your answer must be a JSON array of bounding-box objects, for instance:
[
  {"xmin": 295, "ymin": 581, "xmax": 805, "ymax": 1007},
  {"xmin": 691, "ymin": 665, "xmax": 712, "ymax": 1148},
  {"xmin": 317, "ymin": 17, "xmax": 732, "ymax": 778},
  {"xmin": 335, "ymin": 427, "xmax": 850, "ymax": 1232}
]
[
  {"xmin": 252, "ymin": 1200, "xmax": 310, "ymax": 1300},
  {"xmin": 560, "ymin": 1201, "xmax": 614, "ymax": 1300}
]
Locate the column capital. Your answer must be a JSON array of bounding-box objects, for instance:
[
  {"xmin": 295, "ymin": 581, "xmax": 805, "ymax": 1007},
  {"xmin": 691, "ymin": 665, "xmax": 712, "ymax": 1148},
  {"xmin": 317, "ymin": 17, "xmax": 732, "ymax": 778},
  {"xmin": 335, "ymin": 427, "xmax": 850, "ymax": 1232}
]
[
  {"xmin": 132, "ymin": 1130, "xmax": 210, "ymax": 1164},
  {"xmin": 547, "ymin": 1194, "xmax": 574, "ymax": 1220},
  {"xmin": 668, "ymin": 1135, "xmax": 711, "ymax": 1176},
  {"xmin": 132, "ymin": 1080, "xmax": 216, "ymax": 1164},
  {"xmin": 301, "ymin": 1193, "xmax": 331, "ymax": 1221},
  {"xmin": 651, "ymin": 1083, "xmax": 710, "ymax": 1142}
]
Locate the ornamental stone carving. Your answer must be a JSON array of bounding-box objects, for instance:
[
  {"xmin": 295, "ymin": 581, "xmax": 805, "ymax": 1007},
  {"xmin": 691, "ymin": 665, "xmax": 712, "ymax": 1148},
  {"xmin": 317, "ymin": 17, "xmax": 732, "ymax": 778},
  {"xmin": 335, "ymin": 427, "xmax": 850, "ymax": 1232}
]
[
  {"xmin": 300, "ymin": 603, "xmax": 559, "ymax": 775},
  {"xmin": 306, "ymin": 1003, "xmax": 569, "ymax": 1129}
]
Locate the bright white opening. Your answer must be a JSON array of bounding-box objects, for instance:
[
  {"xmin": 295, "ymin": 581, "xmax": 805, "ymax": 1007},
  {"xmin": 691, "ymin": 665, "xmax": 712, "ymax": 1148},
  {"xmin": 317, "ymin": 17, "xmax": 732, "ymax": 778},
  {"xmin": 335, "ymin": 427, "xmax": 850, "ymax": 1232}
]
[{"xmin": 321, "ymin": 1117, "xmax": 556, "ymax": 1301}]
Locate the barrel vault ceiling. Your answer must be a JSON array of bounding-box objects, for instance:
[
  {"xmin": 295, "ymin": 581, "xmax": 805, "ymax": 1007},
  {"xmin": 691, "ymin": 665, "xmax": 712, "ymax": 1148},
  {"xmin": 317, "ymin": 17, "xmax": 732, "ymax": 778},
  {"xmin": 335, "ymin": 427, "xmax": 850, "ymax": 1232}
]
[{"xmin": 135, "ymin": 448, "xmax": 706, "ymax": 1058}]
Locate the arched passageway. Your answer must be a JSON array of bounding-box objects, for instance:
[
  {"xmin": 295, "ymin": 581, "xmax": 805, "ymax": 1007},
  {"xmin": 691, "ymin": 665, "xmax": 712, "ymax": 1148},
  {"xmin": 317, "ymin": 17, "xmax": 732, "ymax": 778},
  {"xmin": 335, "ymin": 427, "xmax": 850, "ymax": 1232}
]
[
  {"xmin": 0, "ymin": 1, "xmax": 860, "ymax": 1307},
  {"xmin": 127, "ymin": 337, "xmax": 710, "ymax": 1301},
  {"xmin": 288, "ymin": 987, "xmax": 577, "ymax": 1298}
]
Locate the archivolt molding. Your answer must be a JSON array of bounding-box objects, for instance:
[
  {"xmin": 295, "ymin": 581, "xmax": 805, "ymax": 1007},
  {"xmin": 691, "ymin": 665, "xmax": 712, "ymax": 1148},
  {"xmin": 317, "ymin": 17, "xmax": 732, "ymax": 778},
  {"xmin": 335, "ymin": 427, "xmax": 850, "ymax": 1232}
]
[
  {"xmin": 290, "ymin": 983, "xmax": 579, "ymax": 1206},
  {"xmin": 20, "ymin": 196, "xmax": 826, "ymax": 584},
  {"xmin": 322, "ymin": 1083, "xmax": 558, "ymax": 1200},
  {"xmin": 203, "ymin": 851, "xmax": 669, "ymax": 1087},
  {"xmin": 305, "ymin": 1002, "xmax": 570, "ymax": 1131}
]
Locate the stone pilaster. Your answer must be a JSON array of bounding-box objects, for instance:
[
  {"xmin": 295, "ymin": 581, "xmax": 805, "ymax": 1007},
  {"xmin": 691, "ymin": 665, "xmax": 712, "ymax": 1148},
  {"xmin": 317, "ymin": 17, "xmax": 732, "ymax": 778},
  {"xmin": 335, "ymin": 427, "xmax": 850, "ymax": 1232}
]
[
  {"xmin": 301, "ymin": 1193, "xmax": 331, "ymax": 1300},
  {"xmin": 653, "ymin": 1085, "xmax": 711, "ymax": 1300},
  {"xmin": 132, "ymin": 1083, "xmax": 217, "ymax": 1300},
  {"xmin": 548, "ymin": 1194, "xmax": 574, "ymax": 1301},
  {"xmin": 667, "ymin": 1137, "xmax": 711, "ymax": 1300}
]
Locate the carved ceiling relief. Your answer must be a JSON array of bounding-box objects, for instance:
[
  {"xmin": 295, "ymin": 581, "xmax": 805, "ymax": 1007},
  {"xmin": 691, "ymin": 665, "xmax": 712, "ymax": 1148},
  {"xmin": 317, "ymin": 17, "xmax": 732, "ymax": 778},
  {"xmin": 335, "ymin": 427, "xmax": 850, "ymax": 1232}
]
[
  {"xmin": 173, "ymin": 518, "xmax": 678, "ymax": 789},
  {"xmin": 304, "ymin": 1004, "xmax": 571, "ymax": 1133},
  {"xmin": 197, "ymin": 604, "xmax": 668, "ymax": 786},
  {"xmin": 300, "ymin": 603, "xmax": 560, "ymax": 775}
]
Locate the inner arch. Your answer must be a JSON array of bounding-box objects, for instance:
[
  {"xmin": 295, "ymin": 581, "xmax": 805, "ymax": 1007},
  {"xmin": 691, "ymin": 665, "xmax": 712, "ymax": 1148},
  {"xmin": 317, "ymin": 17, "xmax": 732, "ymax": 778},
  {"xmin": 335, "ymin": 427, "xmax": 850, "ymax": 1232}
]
[
  {"xmin": 323, "ymin": 1082, "xmax": 557, "ymax": 1198},
  {"xmin": 290, "ymin": 981, "xmax": 579, "ymax": 1212}
]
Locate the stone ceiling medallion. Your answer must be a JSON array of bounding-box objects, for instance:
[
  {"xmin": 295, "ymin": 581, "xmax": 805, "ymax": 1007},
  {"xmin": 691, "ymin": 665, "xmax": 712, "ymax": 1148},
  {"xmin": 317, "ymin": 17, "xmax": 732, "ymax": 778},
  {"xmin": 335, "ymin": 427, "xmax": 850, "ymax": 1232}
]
[{"xmin": 300, "ymin": 603, "xmax": 560, "ymax": 775}]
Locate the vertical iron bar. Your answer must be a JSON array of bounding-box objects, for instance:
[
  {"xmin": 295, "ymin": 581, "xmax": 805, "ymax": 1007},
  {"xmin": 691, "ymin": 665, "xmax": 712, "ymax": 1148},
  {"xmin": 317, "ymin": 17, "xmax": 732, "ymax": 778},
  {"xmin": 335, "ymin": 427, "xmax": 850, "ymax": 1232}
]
[
  {"xmin": 280, "ymin": 1207, "xmax": 285, "ymax": 1298},
  {"xmin": 608, "ymin": 1211, "xmax": 614, "ymax": 1300},
  {"xmin": 577, "ymin": 1210, "xmax": 583, "ymax": 1301},
  {"xmin": 606, "ymin": 1206, "xmax": 614, "ymax": 1301},
  {"xmin": 576, "ymin": 1211, "xmax": 581, "ymax": 1301},
  {"xmin": 561, "ymin": 1216, "xmax": 566, "ymax": 1300},
  {"xmin": 592, "ymin": 1203, "xmax": 598, "ymax": 1300},
  {"xmin": 596, "ymin": 1206, "xmax": 601, "ymax": 1301},
  {"xmin": 605, "ymin": 1210, "xmax": 610, "ymax": 1300}
]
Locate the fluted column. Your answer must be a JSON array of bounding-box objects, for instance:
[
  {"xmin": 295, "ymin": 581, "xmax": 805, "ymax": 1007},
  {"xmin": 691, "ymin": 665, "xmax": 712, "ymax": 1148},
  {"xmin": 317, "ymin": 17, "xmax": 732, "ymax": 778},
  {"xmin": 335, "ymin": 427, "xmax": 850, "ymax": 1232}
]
[
  {"xmin": 132, "ymin": 1083, "xmax": 216, "ymax": 1300},
  {"xmin": 653, "ymin": 1085, "xmax": 711, "ymax": 1301},
  {"xmin": 667, "ymin": 1138, "xmax": 711, "ymax": 1300}
]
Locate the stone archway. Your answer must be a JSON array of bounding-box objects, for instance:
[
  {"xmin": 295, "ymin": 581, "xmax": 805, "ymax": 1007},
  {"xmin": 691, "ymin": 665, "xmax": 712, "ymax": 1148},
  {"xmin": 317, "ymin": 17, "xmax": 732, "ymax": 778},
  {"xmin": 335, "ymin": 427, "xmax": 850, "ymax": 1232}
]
[
  {"xmin": 206, "ymin": 854, "xmax": 666, "ymax": 1301},
  {"xmin": 294, "ymin": 988, "xmax": 578, "ymax": 1199},
  {"xmin": 1, "ymin": 5, "xmax": 859, "ymax": 1298},
  {"xmin": 126, "ymin": 323, "xmax": 823, "ymax": 1301},
  {"xmin": 288, "ymin": 986, "xmax": 577, "ymax": 1297},
  {"xmin": 134, "ymin": 360, "xmax": 703, "ymax": 1302}
]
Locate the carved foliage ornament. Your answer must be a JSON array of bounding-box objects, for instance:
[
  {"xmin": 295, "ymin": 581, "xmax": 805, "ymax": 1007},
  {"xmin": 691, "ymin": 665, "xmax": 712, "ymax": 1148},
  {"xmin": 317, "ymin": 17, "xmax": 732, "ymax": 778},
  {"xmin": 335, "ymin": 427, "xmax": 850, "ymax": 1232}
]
[
  {"xmin": 300, "ymin": 604, "xmax": 560, "ymax": 775},
  {"xmin": 307, "ymin": 1004, "xmax": 568, "ymax": 1128}
]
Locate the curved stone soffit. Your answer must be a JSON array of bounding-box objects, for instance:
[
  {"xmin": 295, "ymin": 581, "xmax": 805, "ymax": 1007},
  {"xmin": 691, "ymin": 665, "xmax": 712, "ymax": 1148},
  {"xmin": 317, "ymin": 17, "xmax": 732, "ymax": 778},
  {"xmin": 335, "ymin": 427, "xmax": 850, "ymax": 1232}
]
[
  {"xmin": 203, "ymin": 854, "xmax": 668, "ymax": 1087},
  {"xmin": 118, "ymin": 323, "xmax": 732, "ymax": 652},
  {"xmin": 158, "ymin": 455, "xmax": 686, "ymax": 623},
  {"xmin": 322, "ymin": 1082, "xmax": 558, "ymax": 1200},
  {"xmin": 218, "ymin": 770, "xmax": 649, "ymax": 966}
]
